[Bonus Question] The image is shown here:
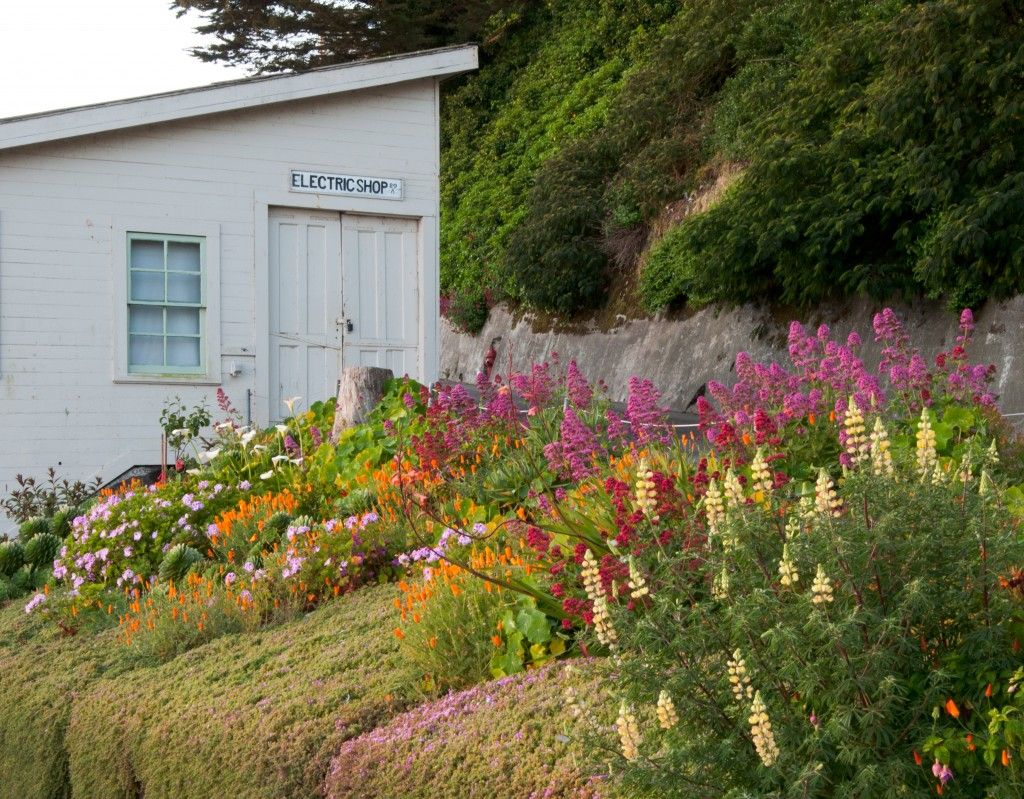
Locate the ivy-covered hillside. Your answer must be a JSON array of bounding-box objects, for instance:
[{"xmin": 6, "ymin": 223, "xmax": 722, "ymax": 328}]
[{"xmin": 440, "ymin": 0, "xmax": 1024, "ymax": 331}]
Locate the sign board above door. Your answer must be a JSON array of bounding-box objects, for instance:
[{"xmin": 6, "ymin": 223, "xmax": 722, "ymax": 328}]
[{"xmin": 290, "ymin": 170, "xmax": 403, "ymax": 200}]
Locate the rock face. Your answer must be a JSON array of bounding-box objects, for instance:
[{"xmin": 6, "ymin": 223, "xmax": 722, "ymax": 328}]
[
  {"xmin": 331, "ymin": 366, "xmax": 394, "ymax": 441},
  {"xmin": 440, "ymin": 298, "xmax": 1024, "ymax": 414}
]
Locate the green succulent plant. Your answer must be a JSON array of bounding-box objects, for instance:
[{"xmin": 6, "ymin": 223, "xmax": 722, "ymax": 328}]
[
  {"xmin": 158, "ymin": 544, "xmax": 204, "ymax": 584},
  {"xmin": 49, "ymin": 505, "xmax": 74, "ymax": 539},
  {"xmin": 0, "ymin": 541, "xmax": 25, "ymax": 577},
  {"xmin": 18, "ymin": 517, "xmax": 50, "ymax": 542},
  {"xmin": 24, "ymin": 533, "xmax": 61, "ymax": 570}
]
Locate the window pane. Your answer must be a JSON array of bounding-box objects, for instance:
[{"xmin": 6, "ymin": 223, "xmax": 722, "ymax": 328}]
[
  {"xmin": 128, "ymin": 305, "xmax": 163, "ymax": 334},
  {"xmin": 129, "ymin": 335, "xmax": 164, "ymax": 367},
  {"xmin": 167, "ymin": 272, "xmax": 201, "ymax": 304},
  {"xmin": 166, "ymin": 307, "xmax": 200, "ymax": 335},
  {"xmin": 166, "ymin": 336, "xmax": 200, "ymax": 367},
  {"xmin": 130, "ymin": 271, "xmax": 165, "ymax": 302},
  {"xmin": 130, "ymin": 239, "xmax": 164, "ymax": 270},
  {"xmin": 167, "ymin": 241, "xmax": 201, "ymax": 272}
]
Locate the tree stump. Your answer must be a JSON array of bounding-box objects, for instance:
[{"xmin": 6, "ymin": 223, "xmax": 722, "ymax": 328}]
[{"xmin": 331, "ymin": 366, "xmax": 394, "ymax": 441}]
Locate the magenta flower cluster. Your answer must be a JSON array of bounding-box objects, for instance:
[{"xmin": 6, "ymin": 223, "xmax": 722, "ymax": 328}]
[{"xmin": 697, "ymin": 308, "xmax": 996, "ymax": 448}]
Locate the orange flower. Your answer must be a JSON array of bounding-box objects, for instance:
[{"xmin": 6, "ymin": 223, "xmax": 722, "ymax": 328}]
[
  {"xmin": 1003, "ymin": 749, "xmax": 1011, "ymax": 767},
  {"xmin": 986, "ymin": 683, "xmax": 994, "ymax": 698},
  {"xmin": 393, "ymin": 628, "xmax": 405, "ymax": 640},
  {"xmin": 491, "ymin": 635, "xmax": 502, "ymax": 648},
  {"xmin": 966, "ymin": 734, "xmax": 976, "ymax": 752},
  {"xmin": 945, "ymin": 699, "xmax": 960, "ymax": 719},
  {"xmin": 807, "ymin": 413, "xmax": 816, "ymax": 426},
  {"xmin": 913, "ymin": 750, "xmax": 923, "ymax": 766},
  {"xmin": 741, "ymin": 432, "xmax": 752, "ymax": 446}
]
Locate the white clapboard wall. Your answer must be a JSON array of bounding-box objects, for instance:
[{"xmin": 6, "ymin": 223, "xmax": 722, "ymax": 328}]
[{"xmin": 0, "ymin": 47, "xmax": 477, "ymax": 517}]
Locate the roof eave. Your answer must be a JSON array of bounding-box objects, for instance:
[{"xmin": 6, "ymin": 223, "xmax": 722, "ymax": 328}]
[{"xmin": 0, "ymin": 44, "xmax": 478, "ymax": 152}]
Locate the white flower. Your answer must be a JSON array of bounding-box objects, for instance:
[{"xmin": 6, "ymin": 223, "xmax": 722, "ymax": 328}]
[
  {"xmin": 635, "ymin": 459, "xmax": 659, "ymax": 521},
  {"xmin": 811, "ymin": 564, "xmax": 834, "ymax": 605},
  {"xmin": 704, "ymin": 478, "xmax": 725, "ymax": 537},
  {"xmin": 727, "ymin": 649, "xmax": 753, "ymax": 703},
  {"xmin": 198, "ymin": 447, "xmax": 222, "ymax": 464},
  {"xmin": 616, "ymin": 701, "xmax": 642, "ymax": 761},
  {"xmin": 241, "ymin": 429, "xmax": 258, "ymax": 446},
  {"xmin": 748, "ymin": 691, "xmax": 780, "ymax": 766},
  {"xmin": 778, "ymin": 544, "xmax": 798, "ymax": 587},
  {"xmin": 627, "ymin": 556, "xmax": 649, "ymax": 600},
  {"xmin": 271, "ymin": 454, "xmax": 289, "ymax": 464},
  {"xmin": 750, "ymin": 448, "xmax": 773, "ymax": 499},
  {"xmin": 869, "ymin": 417, "xmax": 895, "ymax": 478},
  {"xmin": 283, "ymin": 396, "xmax": 302, "ymax": 415},
  {"xmin": 214, "ymin": 421, "xmax": 235, "ymax": 432},
  {"xmin": 275, "ymin": 424, "xmax": 289, "ymax": 436},
  {"xmin": 916, "ymin": 407, "xmax": 938, "ymax": 479},
  {"xmin": 723, "ymin": 467, "xmax": 745, "ymax": 508},
  {"xmin": 656, "ymin": 690, "xmax": 678, "ymax": 730},
  {"xmin": 185, "ymin": 468, "xmax": 202, "ymax": 476},
  {"xmin": 814, "ymin": 469, "xmax": 842, "ymax": 517},
  {"xmin": 259, "ymin": 470, "xmax": 274, "ymax": 480},
  {"xmin": 843, "ymin": 396, "xmax": 869, "ymax": 468}
]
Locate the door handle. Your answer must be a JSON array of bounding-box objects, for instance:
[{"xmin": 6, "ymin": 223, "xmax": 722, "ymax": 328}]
[{"xmin": 336, "ymin": 318, "xmax": 354, "ymax": 333}]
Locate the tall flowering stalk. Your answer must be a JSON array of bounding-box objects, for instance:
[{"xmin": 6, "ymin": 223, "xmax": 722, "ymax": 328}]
[
  {"xmin": 581, "ymin": 549, "xmax": 617, "ymax": 649},
  {"xmin": 869, "ymin": 418, "xmax": 894, "ymax": 477},
  {"xmin": 656, "ymin": 690, "xmax": 679, "ymax": 730},
  {"xmin": 842, "ymin": 396, "xmax": 868, "ymax": 468},
  {"xmin": 915, "ymin": 407, "xmax": 937, "ymax": 480},
  {"xmin": 616, "ymin": 701, "xmax": 642, "ymax": 761},
  {"xmin": 748, "ymin": 691, "xmax": 780, "ymax": 767},
  {"xmin": 750, "ymin": 449, "xmax": 773, "ymax": 500},
  {"xmin": 814, "ymin": 469, "xmax": 842, "ymax": 517}
]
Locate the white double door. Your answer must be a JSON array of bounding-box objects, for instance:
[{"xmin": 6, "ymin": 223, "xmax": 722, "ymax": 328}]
[{"xmin": 268, "ymin": 209, "xmax": 419, "ymax": 421}]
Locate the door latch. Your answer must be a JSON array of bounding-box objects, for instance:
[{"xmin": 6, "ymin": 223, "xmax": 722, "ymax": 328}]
[{"xmin": 345, "ymin": 319, "xmax": 354, "ymax": 333}]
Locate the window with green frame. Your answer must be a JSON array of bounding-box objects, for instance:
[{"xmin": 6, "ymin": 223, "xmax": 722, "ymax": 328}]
[{"xmin": 127, "ymin": 233, "xmax": 205, "ymax": 374}]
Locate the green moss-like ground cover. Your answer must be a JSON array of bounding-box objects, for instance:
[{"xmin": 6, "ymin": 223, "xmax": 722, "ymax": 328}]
[
  {"xmin": 0, "ymin": 603, "xmax": 134, "ymax": 799},
  {"xmin": 326, "ymin": 661, "xmax": 615, "ymax": 799},
  {"xmin": 65, "ymin": 585, "xmax": 416, "ymax": 799},
  {"xmin": 0, "ymin": 587, "xmax": 606, "ymax": 798}
]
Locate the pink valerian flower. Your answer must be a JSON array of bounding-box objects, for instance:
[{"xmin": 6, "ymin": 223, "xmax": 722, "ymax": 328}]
[
  {"xmin": 559, "ymin": 407, "xmax": 604, "ymax": 481},
  {"xmin": 216, "ymin": 387, "xmax": 237, "ymax": 416},
  {"xmin": 284, "ymin": 435, "xmax": 301, "ymax": 458},
  {"xmin": 605, "ymin": 409, "xmax": 627, "ymax": 440},
  {"xmin": 510, "ymin": 361, "xmax": 555, "ymax": 415},
  {"xmin": 485, "ymin": 385, "xmax": 518, "ymax": 424},
  {"xmin": 310, "ymin": 425, "xmax": 323, "ymax": 447},
  {"xmin": 565, "ymin": 360, "xmax": 593, "ymax": 408},
  {"xmin": 627, "ymin": 376, "xmax": 671, "ymax": 445}
]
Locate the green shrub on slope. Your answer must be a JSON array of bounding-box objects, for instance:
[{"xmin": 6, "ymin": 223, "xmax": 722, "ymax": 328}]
[
  {"xmin": 66, "ymin": 585, "xmax": 416, "ymax": 799},
  {"xmin": 0, "ymin": 603, "xmax": 131, "ymax": 799},
  {"xmin": 642, "ymin": 0, "xmax": 1024, "ymax": 312}
]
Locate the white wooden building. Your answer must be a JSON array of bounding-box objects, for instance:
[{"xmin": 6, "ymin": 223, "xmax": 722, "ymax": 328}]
[{"xmin": 0, "ymin": 45, "xmax": 477, "ymax": 503}]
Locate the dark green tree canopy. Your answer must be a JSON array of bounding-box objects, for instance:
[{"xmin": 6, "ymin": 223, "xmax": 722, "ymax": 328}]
[{"xmin": 172, "ymin": 0, "xmax": 522, "ymax": 73}]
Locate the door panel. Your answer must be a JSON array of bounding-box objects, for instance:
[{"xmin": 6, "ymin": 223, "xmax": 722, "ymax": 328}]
[
  {"xmin": 268, "ymin": 209, "xmax": 342, "ymax": 421},
  {"xmin": 341, "ymin": 215, "xmax": 419, "ymax": 380}
]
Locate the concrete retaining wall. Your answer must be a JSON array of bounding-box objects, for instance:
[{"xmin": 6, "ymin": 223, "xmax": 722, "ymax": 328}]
[{"xmin": 440, "ymin": 298, "xmax": 1024, "ymax": 413}]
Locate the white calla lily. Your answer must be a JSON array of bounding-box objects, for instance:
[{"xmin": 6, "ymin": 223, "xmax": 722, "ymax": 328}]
[
  {"xmin": 259, "ymin": 470, "xmax": 274, "ymax": 480},
  {"xmin": 283, "ymin": 396, "xmax": 302, "ymax": 414}
]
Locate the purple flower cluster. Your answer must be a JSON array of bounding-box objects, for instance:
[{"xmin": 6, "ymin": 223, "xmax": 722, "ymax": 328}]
[
  {"xmin": 395, "ymin": 526, "xmax": 473, "ymax": 570},
  {"xmin": 565, "ymin": 360, "xmax": 593, "ymax": 409},
  {"xmin": 698, "ymin": 308, "xmax": 996, "ymax": 449},
  {"xmin": 626, "ymin": 376, "xmax": 671, "ymax": 445}
]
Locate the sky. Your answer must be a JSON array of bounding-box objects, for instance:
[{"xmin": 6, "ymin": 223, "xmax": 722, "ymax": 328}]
[{"xmin": 0, "ymin": 0, "xmax": 251, "ymax": 119}]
